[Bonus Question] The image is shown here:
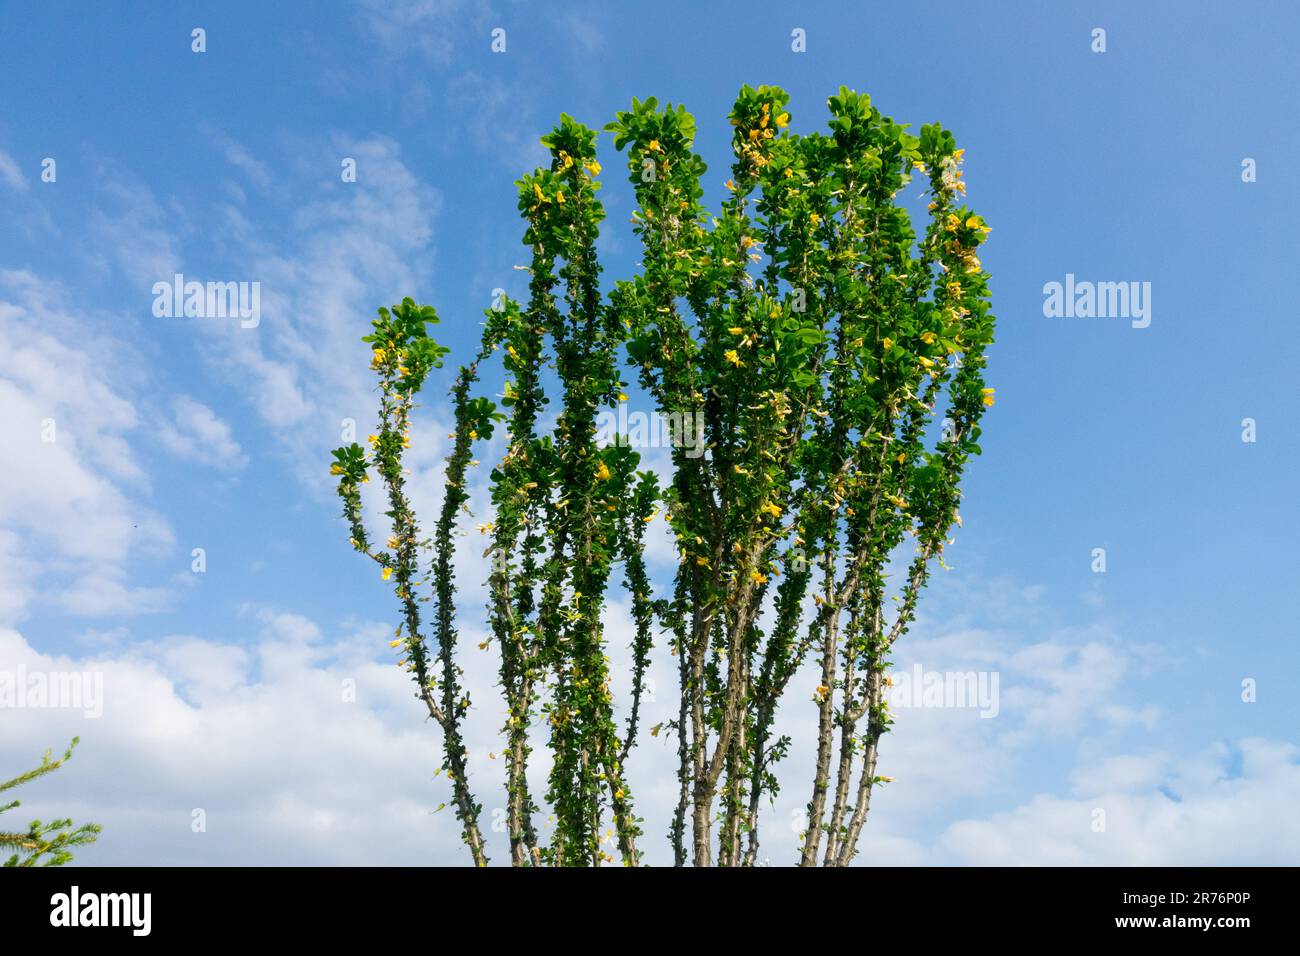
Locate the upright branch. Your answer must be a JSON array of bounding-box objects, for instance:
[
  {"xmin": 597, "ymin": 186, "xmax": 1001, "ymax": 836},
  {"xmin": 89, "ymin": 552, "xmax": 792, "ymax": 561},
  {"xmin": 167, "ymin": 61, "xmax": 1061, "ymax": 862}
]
[
  {"xmin": 332, "ymin": 298, "xmax": 493, "ymax": 866},
  {"xmin": 516, "ymin": 117, "xmax": 652, "ymax": 867}
]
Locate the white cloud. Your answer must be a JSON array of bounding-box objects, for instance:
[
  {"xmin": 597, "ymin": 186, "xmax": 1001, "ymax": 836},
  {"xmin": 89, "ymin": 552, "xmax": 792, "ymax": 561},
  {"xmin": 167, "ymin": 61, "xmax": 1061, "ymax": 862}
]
[
  {"xmin": 933, "ymin": 739, "xmax": 1300, "ymax": 865},
  {"xmin": 5, "ymin": 603, "xmax": 1298, "ymax": 866},
  {"xmin": 193, "ymin": 134, "xmax": 445, "ymax": 488},
  {"xmin": 0, "ymin": 617, "xmax": 478, "ymax": 864},
  {"xmin": 443, "ymin": 71, "xmax": 548, "ymax": 171},
  {"xmin": 562, "ymin": 13, "xmax": 603, "ymax": 54},
  {"xmin": 0, "ymin": 271, "xmax": 174, "ymax": 623},
  {"xmin": 1001, "ymin": 639, "xmax": 1128, "ymax": 732},
  {"xmin": 359, "ymin": 0, "xmax": 480, "ymax": 64},
  {"xmin": 221, "ymin": 140, "xmax": 271, "ymax": 191},
  {"xmin": 0, "ymin": 148, "xmax": 27, "ymax": 192},
  {"xmin": 0, "ymin": 532, "xmax": 34, "ymax": 624},
  {"xmin": 87, "ymin": 178, "xmax": 183, "ymax": 289},
  {"xmin": 158, "ymin": 396, "xmax": 247, "ymax": 471}
]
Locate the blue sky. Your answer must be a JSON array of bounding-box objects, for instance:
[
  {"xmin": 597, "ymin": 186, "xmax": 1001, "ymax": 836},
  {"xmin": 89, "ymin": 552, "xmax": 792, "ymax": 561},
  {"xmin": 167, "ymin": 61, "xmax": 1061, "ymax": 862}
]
[{"xmin": 1, "ymin": 1, "xmax": 1298, "ymax": 865}]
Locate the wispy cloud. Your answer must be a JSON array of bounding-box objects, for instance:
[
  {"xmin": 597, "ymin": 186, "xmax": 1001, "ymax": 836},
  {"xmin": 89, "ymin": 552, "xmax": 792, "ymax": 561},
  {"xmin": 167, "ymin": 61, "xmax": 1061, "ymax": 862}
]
[
  {"xmin": 214, "ymin": 134, "xmax": 272, "ymax": 192},
  {"xmin": 359, "ymin": 0, "xmax": 486, "ymax": 64},
  {"xmin": 0, "ymin": 148, "xmax": 28, "ymax": 192},
  {"xmin": 158, "ymin": 396, "xmax": 248, "ymax": 471},
  {"xmin": 0, "ymin": 270, "xmax": 174, "ymax": 621}
]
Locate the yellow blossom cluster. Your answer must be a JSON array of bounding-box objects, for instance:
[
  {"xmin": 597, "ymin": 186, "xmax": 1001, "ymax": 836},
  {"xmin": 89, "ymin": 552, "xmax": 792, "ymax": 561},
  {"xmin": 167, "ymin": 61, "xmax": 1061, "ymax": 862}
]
[{"xmin": 733, "ymin": 100, "xmax": 788, "ymax": 172}]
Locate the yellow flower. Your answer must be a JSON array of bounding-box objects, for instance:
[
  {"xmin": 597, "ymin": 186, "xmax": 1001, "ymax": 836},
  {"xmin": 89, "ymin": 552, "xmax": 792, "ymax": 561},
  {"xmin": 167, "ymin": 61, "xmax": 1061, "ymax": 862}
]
[
  {"xmin": 750, "ymin": 571, "xmax": 768, "ymax": 585},
  {"xmin": 918, "ymin": 356, "xmax": 934, "ymax": 369},
  {"xmin": 398, "ymin": 366, "xmax": 409, "ymax": 376},
  {"xmin": 897, "ymin": 452, "xmax": 906, "ymax": 464},
  {"xmin": 647, "ymin": 139, "xmax": 660, "ymax": 152},
  {"xmin": 381, "ymin": 567, "xmax": 393, "ymax": 581},
  {"xmin": 882, "ymin": 337, "xmax": 894, "ymax": 350},
  {"xmin": 880, "ymin": 775, "xmax": 896, "ymax": 783},
  {"xmin": 367, "ymin": 434, "xmax": 379, "ymax": 446},
  {"xmin": 761, "ymin": 501, "xmax": 782, "ymax": 518},
  {"xmin": 614, "ymin": 788, "xmax": 625, "ymax": 800},
  {"xmin": 596, "ymin": 461, "xmax": 612, "ymax": 481},
  {"xmin": 329, "ymin": 463, "xmax": 343, "ymax": 476},
  {"xmin": 559, "ymin": 151, "xmax": 574, "ymax": 170},
  {"xmin": 809, "ymin": 212, "xmax": 821, "ymax": 225},
  {"xmin": 953, "ymin": 148, "xmax": 965, "ymax": 161},
  {"xmin": 775, "ymin": 112, "xmax": 790, "ymax": 128},
  {"xmin": 920, "ymin": 331, "xmax": 937, "ymax": 345},
  {"xmin": 532, "ymin": 182, "xmax": 544, "ymax": 202},
  {"xmin": 912, "ymin": 160, "xmax": 926, "ymax": 171},
  {"xmin": 724, "ymin": 179, "xmax": 736, "ymax": 192},
  {"xmin": 618, "ymin": 392, "xmax": 629, "ymax": 402},
  {"xmin": 981, "ymin": 387, "xmax": 995, "ymax": 407},
  {"xmin": 389, "ymin": 638, "xmax": 402, "ymax": 648},
  {"xmin": 469, "ymin": 429, "xmax": 478, "ymax": 440},
  {"xmin": 965, "ymin": 216, "xmax": 980, "ymax": 229},
  {"xmin": 585, "ymin": 160, "xmax": 601, "ymax": 176},
  {"xmin": 727, "ymin": 326, "xmax": 745, "ymax": 335},
  {"xmin": 724, "ymin": 349, "xmax": 742, "ymax": 366},
  {"xmin": 556, "ymin": 190, "xmax": 565, "ymax": 204},
  {"xmin": 372, "ymin": 348, "xmax": 386, "ymax": 363}
]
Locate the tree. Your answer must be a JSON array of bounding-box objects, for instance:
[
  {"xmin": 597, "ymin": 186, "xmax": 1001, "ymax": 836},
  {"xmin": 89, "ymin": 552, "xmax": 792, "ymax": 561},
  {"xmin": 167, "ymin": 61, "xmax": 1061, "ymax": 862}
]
[
  {"xmin": 332, "ymin": 85, "xmax": 995, "ymax": 866},
  {"xmin": 1, "ymin": 738, "xmax": 102, "ymax": 867}
]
